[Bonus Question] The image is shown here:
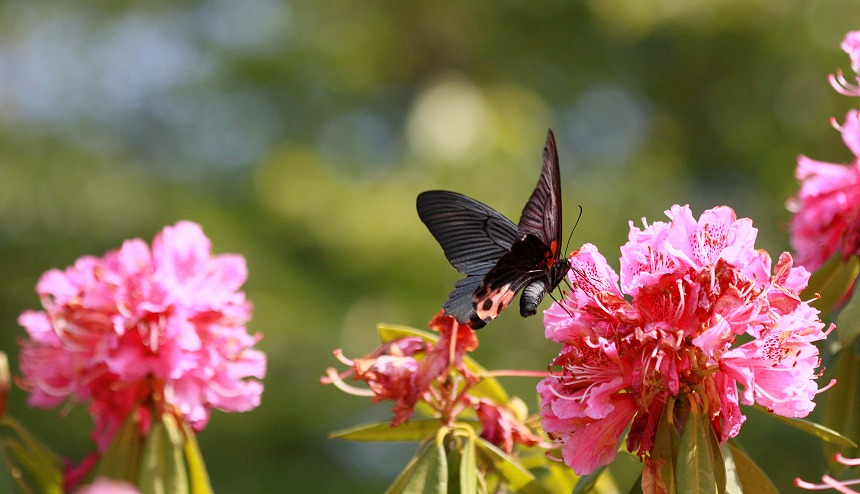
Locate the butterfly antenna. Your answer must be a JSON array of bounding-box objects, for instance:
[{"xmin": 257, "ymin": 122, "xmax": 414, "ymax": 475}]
[
  {"xmin": 563, "ymin": 277, "xmax": 573, "ymax": 293},
  {"xmin": 563, "ymin": 204, "xmax": 584, "ymax": 256},
  {"xmin": 547, "ymin": 291, "xmax": 573, "ymax": 318}
]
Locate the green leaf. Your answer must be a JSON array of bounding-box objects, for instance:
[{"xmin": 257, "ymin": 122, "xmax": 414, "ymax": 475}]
[
  {"xmin": 385, "ymin": 446, "xmax": 425, "ymax": 494},
  {"xmin": 703, "ymin": 414, "xmax": 726, "ymax": 494},
  {"xmin": 181, "ymin": 423, "xmax": 214, "ymax": 494},
  {"xmin": 458, "ymin": 431, "xmax": 477, "ymax": 494},
  {"xmin": 95, "ymin": 411, "xmax": 143, "ymax": 482},
  {"xmin": 822, "ymin": 347, "xmax": 860, "ymax": 468},
  {"xmin": 0, "ymin": 452, "xmax": 13, "ymax": 494},
  {"xmin": 139, "ymin": 414, "xmax": 188, "ymax": 494},
  {"xmin": 751, "ymin": 405, "xmax": 857, "ymax": 447},
  {"xmin": 386, "ymin": 437, "xmax": 448, "ymax": 494},
  {"xmin": 808, "ymin": 254, "xmax": 859, "ymax": 318},
  {"xmin": 330, "ymin": 419, "xmax": 444, "ymax": 442},
  {"xmin": 447, "ymin": 447, "xmax": 463, "ymax": 494},
  {"xmin": 650, "ymin": 403, "xmax": 678, "ymax": 494},
  {"xmin": 0, "ymin": 416, "xmax": 63, "ymax": 494},
  {"xmin": 627, "ymin": 472, "xmax": 644, "ymax": 494},
  {"xmin": 377, "ymin": 324, "xmax": 439, "ymax": 344},
  {"xmin": 474, "ymin": 437, "xmax": 551, "ymax": 494},
  {"xmin": 540, "ymin": 459, "xmax": 576, "ymax": 494},
  {"xmin": 838, "ymin": 279, "xmax": 860, "ymax": 348},
  {"xmin": 725, "ymin": 442, "xmax": 778, "ymax": 494},
  {"xmin": 675, "ymin": 409, "xmax": 723, "ymax": 494},
  {"xmin": 720, "ymin": 444, "xmax": 743, "ymax": 494},
  {"xmin": 572, "ymin": 465, "xmax": 606, "ymax": 494}
]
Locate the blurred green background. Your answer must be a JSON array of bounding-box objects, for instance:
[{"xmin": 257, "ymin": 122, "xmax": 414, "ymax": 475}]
[{"xmin": 1, "ymin": 0, "xmax": 859, "ymax": 492}]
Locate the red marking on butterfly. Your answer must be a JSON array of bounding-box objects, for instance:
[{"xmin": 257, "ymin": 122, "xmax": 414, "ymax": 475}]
[{"xmin": 417, "ymin": 130, "xmax": 572, "ymax": 329}]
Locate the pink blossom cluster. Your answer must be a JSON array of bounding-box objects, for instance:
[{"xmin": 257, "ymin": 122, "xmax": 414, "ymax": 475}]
[
  {"xmin": 17, "ymin": 221, "xmax": 266, "ymax": 450},
  {"xmin": 790, "ymin": 31, "xmax": 860, "ymax": 270},
  {"xmin": 323, "ymin": 312, "xmax": 541, "ymax": 454},
  {"xmin": 538, "ymin": 205, "xmax": 829, "ymax": 476}
]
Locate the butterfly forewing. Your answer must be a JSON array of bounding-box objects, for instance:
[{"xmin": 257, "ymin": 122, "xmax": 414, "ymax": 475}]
[
  {"xmin": 516, "ymin": 130, "xmax": 563, "ymax": 257},
  {"xmin": 417, "ymin": 191, "xmax": 519, "ymax": 274}
]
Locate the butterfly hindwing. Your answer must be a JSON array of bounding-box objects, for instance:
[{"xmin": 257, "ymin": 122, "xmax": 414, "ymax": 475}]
[
  {"xmin": 472, "ymin": 233, "xmax": 556, "ymax": 326},
  {"xmin": 472, "ymin": 283, "xmax": 519, "ymax": 325},
  {"xmin": 441, "ymin": 275, "xmax": 486, "ymax": 327}
]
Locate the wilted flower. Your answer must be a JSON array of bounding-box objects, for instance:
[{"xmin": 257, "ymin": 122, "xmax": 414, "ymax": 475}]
[
  {"xmin": 475, "ymin": 398, "xmax": 542, "ymax": 454},
  {"xmin": 323, "ymin": 312, "xmax": 478, "ymax": 426},
  {"xmin": 17, "ymin": 221, "xmax": 266, "ymax": 450},
  {"xmin": 539, "ymin": 205, "xmax": 830, "ymax": 476},
  {"xmin": 323, "ymin": 312, "xmax": 539, "ymax": 453}
]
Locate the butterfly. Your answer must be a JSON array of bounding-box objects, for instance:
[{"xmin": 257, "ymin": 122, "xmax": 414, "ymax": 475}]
[{"xmin": 416, "ymin": 129, "xmax": 571, "ymax": 329}]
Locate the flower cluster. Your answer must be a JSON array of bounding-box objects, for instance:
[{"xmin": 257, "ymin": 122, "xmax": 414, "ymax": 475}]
[
  {"xmin": 538, "ymin": 205, "xmax": 829, "ymax": 476},
  {"xmin": 323, "ymin": 312, "xmax": 541, "ymax": 453},
  {"xmin": 789, "ymin": 31, "xmax": 860, "ymax": 270},
  {"xmin": 17, "ymin": 221, "xmax": 266, "ymax": 450}
]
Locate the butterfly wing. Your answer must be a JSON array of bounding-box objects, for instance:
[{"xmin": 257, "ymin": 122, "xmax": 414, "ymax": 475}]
[
  {"xmin": 417, "ymin": 190, "xmax": 520, "ymax": 326},
  {"xmin": 471, "ymin": 234, "xmax": 552, "ymax": 326},
  {"xmin": 516, "ymin": 130, "xmax": 564, "ymax": 259},
  {"xmin": 417, "ymin": 191, "xmax": 519, "ymax": 274}
]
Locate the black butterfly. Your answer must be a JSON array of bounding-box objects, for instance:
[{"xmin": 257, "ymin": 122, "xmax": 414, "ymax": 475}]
[{"xmin": 416, "ymin": 129, "xmax": 571, "ymax": 329}]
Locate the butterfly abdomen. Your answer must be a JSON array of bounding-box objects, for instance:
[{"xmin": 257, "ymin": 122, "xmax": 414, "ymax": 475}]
[
  {"xmin": 520, "ymin": 279, "xmax": 548, "ymax": 317},
  {"xmin": 520, "ymin": 258, "xmax": 571, "ymax": 317}
]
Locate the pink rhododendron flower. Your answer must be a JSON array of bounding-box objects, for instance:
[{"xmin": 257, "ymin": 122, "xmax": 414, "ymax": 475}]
[
  {"xmin": 17, "ymin": 221, "xmax": 266, "ymax": 450},
  {"xmin": 791, "ymin": 31, "xmax": 860, "ymax": 270},
  {"xmin": 539, "ymin": 205, "xmax": 830, "ymax": 476},
  {"xmin": 788, "ymin": 114, "xmax": 860, "ymax": 270}
]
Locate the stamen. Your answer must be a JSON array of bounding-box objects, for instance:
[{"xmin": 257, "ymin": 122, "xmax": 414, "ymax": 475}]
[
  {"xmin": 320, "ymin": 368, "xmax": 374, "ymax": 397},
  {"xmin": 830, "ymin": 70, "xmax": 860, "ymax": 96},
  {"xmin": 835, "ymin": 453, "xmax": 860, "ymax": 466},
  {"xmin": 816, "ymin": 378, "xmax": 837, "ymax": 395},
  {"xmin": 673, "ymin": 278, "xmax": 686, "ymax": 322},
  {"xmin": 332, "ymin": 349, "xmax": 354, "ymax": 367},
  {"xmin": 545, "ymin": 378, "xmax": 582, "ymax": 402},
  {"xmin": 795, "ymin": 474, "xmax": 860, "ymax": 493}
]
